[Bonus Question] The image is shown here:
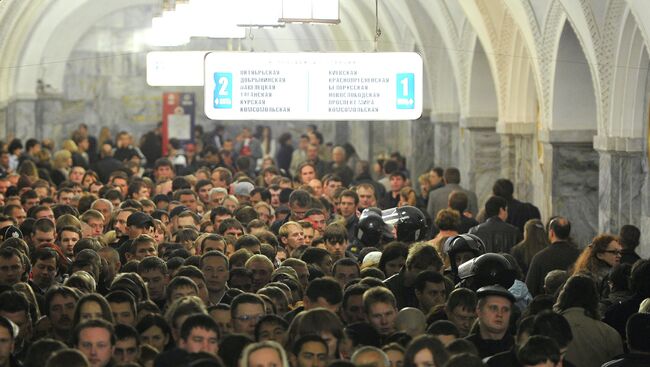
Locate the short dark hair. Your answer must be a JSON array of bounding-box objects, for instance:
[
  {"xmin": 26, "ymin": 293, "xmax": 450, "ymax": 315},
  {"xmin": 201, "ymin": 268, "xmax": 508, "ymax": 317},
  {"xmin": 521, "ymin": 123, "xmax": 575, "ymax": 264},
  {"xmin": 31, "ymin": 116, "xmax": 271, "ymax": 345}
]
[
  {"xmin": 301, "ymin": 247, "xmax": 330, "ymax": 266},
  {"xmin": 0, "ymin": 316, "xmax": 15, "ymax": 341},
  {"xmin": 517, "ymin": 335, "xmax": 560, "ymax": 365},
  {"xmin": 485, "ymin": 196, "xmax": 507, "ymax": 217},
  {"xmin": 72, "ymin": 319, "xmax": 116, "ymax": 347},
  {"xmin": 292, "ymin": 334, "xmax": 328, "ymax": 356},
  {"xmin": 44, "ymin": 286, "xmax": 79, "ymax": 317},
  {"xmin": 443, "ymin": 168, "xmax": 460, "ymax": 184},
  {"xmin": 305, "ymin": 277, "xmax": 342, "ymax": 305},
  {"xmin": 137, "ymin": 256, "xmax": 168, "ymax": 275},
  {"xmin": 619, "ymin": 224, "xmax": 641, "ymax": 250},
  {"xmin": 106, "ymin": 290, "xmax": 137, "ymax": 317},
  {"xmin": 531, "ymin": 310, "xmax": 573, "ymax": 349},
  {"xmin": 288, "ymin": 190, "xmax": 311, "ymax": 208},
  {"xmin": 445, "ymin": 288, "xmax": 477, "ymax": 313},
  {"xmin": 448, "ymin": 191, "xmax": 469, "ymax": 213},
  {"xmin": 254, "ymin": 314, "xmax": 288, "ymax": 341},
  {"xmin": 426, "ymin": 320, "xmax": 459, "ymax": 337},
  {"xmin": 180, "ymin": 313, "xmax": 220, "ymax": 340},
  {"xmin": 414, "ymin": 270, "xmax": 445, "ymax": 292},
  {"xmin": 332, "ymin": 258, "xmax": 359, "ymax": 276},
  {"xmin": 115, "ymin": 324, "xmax": 140, "ymax": 344},
  {"xmin": 492, "ymin": 179, "xmax": 514, "ymax": 200},
  {"xmin": 231, "ymin": 293, "xmax": 265, "ymax": 317}
]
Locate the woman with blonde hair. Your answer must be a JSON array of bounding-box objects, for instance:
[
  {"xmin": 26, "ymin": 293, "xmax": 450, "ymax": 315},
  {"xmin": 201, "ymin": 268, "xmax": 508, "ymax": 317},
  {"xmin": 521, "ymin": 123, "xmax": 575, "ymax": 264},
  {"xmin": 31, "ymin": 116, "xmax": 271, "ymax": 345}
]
[
  {"xmin": 239, "ymin": 340, "xmax": 289, "ymax": 367},
  {"xmin": 51, "ymin": 149, "xmax": 72, "ymax": 186}
]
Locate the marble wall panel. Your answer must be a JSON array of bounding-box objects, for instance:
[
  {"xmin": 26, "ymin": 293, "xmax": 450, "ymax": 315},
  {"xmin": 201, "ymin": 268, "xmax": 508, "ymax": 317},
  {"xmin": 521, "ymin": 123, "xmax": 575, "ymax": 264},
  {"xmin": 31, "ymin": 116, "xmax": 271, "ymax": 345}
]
[
  {"xmin": 6, "ymin": 99, "xmax": 36, "ymax": 140},
  {"xmin": 552, "ymin": 143, "xmax": 599, "ymax": 247},
  {"xmin": 501, "ymin": 134, "xmax": 535, "ymax": 203},
  {"xmin": 433, "ymin": 122, "xmax": 459, "ymax": 169},
  {"xmin": 459, "ymin": 127, "xmax": 501, "ymax": 209},
  {"xmin": 598, "ymin": 151, "xmax": 646, "ymax": 233}
]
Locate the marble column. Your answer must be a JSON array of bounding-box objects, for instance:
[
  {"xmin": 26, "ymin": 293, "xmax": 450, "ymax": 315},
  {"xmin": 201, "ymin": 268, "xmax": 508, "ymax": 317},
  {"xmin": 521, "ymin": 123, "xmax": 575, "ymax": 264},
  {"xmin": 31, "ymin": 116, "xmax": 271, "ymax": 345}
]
[
  {"xmin": 458, "ymin": 117, "xmax": 500, "ymax": 208},
  {"xmin": 594, "ymin": 136, "xmax": 646, "ymax": 234},
  {"xmin": 5, "ymin": 98, "xmax": 37, "ymax": 141},
  {"xmin": 0, "ymin": 105, "xmax": 6, "ymax": 140},
  {"xmin": 407, "ymin": 115, "xmax": 436, "ymax": 187},
  {"xmin": 431, "ymin": 113, "xmax": 459, "ymax": 168},
  {"xmin": 497, "ymin": 122, "xmax": 535, "ymax": 202},
  {"xmin": 540, "ymin": 129, "xmax": 599, "ymax": 247}
]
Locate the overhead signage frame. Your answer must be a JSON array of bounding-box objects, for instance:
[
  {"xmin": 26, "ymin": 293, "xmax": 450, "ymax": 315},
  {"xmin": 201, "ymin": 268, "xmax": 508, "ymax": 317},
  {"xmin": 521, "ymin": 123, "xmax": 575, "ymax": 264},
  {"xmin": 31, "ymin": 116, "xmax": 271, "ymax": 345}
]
[{"xmin": 204, "ymin": 52, "xmax": 423, "ymax": 121}]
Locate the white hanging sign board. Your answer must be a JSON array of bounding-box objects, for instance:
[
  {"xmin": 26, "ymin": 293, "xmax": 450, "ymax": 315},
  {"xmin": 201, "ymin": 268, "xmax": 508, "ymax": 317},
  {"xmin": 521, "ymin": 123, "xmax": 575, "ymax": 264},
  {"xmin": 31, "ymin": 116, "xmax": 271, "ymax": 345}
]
[{"xmin": 204, "ymin": 52, "xmax": 423, "ymax": 120}]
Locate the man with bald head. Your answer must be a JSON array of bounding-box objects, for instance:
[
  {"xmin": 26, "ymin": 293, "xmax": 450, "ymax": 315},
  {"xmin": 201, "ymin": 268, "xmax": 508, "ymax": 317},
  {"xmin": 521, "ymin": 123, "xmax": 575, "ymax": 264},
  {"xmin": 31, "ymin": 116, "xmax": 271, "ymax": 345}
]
[
  {"xmin": 395, "ymin": 307, "xmax": 427, "ymax": 337},
  {"xmin": 351, "ymin": 346, "xmax": 390, "ymax": 367}
]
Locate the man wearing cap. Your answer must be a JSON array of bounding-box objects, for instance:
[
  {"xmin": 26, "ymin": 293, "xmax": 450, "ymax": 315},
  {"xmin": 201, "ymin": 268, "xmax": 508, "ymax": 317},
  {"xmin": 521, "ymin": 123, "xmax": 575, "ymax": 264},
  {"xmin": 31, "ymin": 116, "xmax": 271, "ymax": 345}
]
[
  {"xmin": 234, "ymin": 181, "xmax": 254, "ymax": 205},
  {"xmin": 126, "ymin": 212, "xmax": 154, "ymax": 239},
  {"xmin": 465, "ymin": 285, "xmax": 515, "ymax": 359}
]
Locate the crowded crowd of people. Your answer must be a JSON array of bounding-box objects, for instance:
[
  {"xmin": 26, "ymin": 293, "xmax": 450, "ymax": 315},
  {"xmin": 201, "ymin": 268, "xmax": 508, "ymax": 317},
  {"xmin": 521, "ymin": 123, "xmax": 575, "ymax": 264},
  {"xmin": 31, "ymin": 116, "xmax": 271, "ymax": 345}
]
[{"xmin": 0, "ymin": 123, "xmax": 646, "ymax": 367}]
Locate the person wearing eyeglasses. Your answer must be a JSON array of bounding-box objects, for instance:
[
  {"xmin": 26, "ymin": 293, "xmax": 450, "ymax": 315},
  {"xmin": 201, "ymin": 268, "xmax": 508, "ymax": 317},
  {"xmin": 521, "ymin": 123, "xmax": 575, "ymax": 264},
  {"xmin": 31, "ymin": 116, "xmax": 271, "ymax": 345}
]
[
  {"xmin": 572, "ymin": 233, "xmax": 623, "ymax": 299},
  {"xmin": 231, "ymin": 293, "xmax": 266, "ymax": 337}
]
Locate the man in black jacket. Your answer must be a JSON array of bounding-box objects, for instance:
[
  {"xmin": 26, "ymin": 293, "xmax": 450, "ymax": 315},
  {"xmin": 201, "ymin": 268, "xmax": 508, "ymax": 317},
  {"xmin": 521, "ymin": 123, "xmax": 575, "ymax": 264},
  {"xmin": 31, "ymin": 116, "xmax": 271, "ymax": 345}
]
[
  {"xmin": 525, "ymin": 217, "xmax": 580, "ymax": 296},
  {"xmin": 468, "ymin": 196, "xmax": 521, "ymax": 254}
]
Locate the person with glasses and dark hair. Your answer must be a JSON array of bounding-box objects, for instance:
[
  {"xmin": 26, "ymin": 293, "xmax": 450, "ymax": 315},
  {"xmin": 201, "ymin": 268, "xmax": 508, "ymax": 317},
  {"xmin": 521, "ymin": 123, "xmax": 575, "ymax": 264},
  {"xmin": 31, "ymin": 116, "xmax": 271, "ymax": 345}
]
[{"xmin": 230, "ymin": 293, "xmax": 265, "ymax": 337}]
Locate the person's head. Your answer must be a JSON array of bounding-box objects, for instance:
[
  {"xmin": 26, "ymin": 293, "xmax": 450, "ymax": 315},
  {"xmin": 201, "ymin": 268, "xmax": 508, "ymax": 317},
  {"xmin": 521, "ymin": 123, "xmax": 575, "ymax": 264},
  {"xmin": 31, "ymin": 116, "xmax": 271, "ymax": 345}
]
[
  {"xmin": 403, "ymin": 335, "xmax": 448, "ymax": 367},
  {"xmin": 58, "ymin": 225, "xmax": 82, "ymax": 257},
  {"xmin": 378, "ymin": 242, "xmax": 408, "ymax": 278},
  {"xmin": 279, "ymin": 222, "xmax": 305, "ymax": 254},
  {"xmin": 338, "ymin": 190, "xmax": 358, "ymax": 219},
  {"xmin": 23, "ymin": 338, "xmax": 67, "ymax": 367},
  {"xmin": 547, "ymin": 217, "xmax": 570, "ymax": 242},
  {"xmin": 584, "ymin": 233, "xmax": 622, "ymax": 269},
  {"xmin": 231, "ymin": 293, "xmax": 265, "ymax": 336},
  {"xmin": 45, "ymin": 349, "xmax": 91, "ymax": 367},
  {"xmin": 341, "ymin": 284, "xmax": 369, "ymax": 324},
  {"xmin": 363, "ymin": 287, "xmax": 398, "ymax": 336},
  {"xmin": 32, "ymin": 217, "xmax": 56, "ymax": 247},
  {"xmin": 404, "ymin": 243, "xmax": 443, "ymax": 283},
  {"xmin": 254, "ymin": 314, "xmax": 288, "ymax": 345},
  {"xmin": 435, "ymin": 209, "xmax": 460, "ymax": 232},
  {"xmin": 619, "ymin": 224, "xmax": 641, "ymax": 251},
  {"xmin": 0, "ymin": 247, "xmax": 25, "ymax": 286},
  {"xmin": 179, "ymin": 313, "xmax": 220, "ymax": 355},
  {"xmin": 201, "ymin": 251, "xmax": 230, "ymax": 295},
  {"xmin": 322, "ymin": 224, "xmax": 348, "ymax": 262},
  {"xmin": 127, "ymin": 234, "xmax": 158, "ymax": 261},
  {"xmin": 166, "ymin": 275, "xmax": 199, "ymax": 304},
  {"xmin": 137, "ymin": 256, "xmax": 169, "ymax": 302},
  {"xmin": 304, "ymin": 276, "xmax": 343, "ymax": 312},
  {"xmin": 106, "ymin": 291, "xmax": 137, "ymax": 327},
  {"xmin": 443, "ymin": 168, "xmax": 460, "ymax": 185},
  {"xmin": 426, "ymin": 320, "xmax": 460, "ymax": 347},
  {"xmin": 112, "ymin": 324, "xmax": 140, "ymax": 364},
  {"xmin": 0, "ymin": 315, "xmax": 16, "ymax": 367},
  {"xmin": 240, "ymin": 340, "xmax": 289, "ymax": 367},
  {"xmin": 0, "ymin": 291, "xmax": 31, "ymax": 345},
  {"xmin": 73, "ymin": 293, "xmax": 115, "ymax": 326},
  {"xmin": 301, "ymin": 247, "xmax": 333, "ymax": 276},
  {"xmin": 543, "ymin": 270, "xmax": 568, "ymax": 296},
  {"xmin": 332, "ymin": 258, "xmax": 360, "ymax": 288},
  {"xmin": 414, "ymin": 271, "xmax": 447, "ymax": 313},
  {"xmin": 296, "ymin": 308, "xmax": 344, "ymax": 359},
  {"xmin": 292, "ymin": 334, "xmax": 329, "ymax": 367},
  {"xmin": 530, "ymin": 310, "xmax": 572, "ymax": 353},
  {"xmin": 444, "ymin": 288, "xmax": 477, "ymax": 337},
  {"xmin": 45, "ymin": 286, "xmax": 80, "ymax": 334},
  {"xmin": 31, "ymin": 248, "xmax": 59, "ymax": 289},
  {"xmin": 553, "ymin": 274, "xmax": 600, "ymax": 319},
  {"xmin": 245, "ymin": 254, "xmax": 274, "ymax": 291},
  {"xmin": 298, "ymin": 162, "xmax": 317, "ymax": 185},
  {"xmin": 351, "ymin": 346, "xmax": 390, "ymax": 367},
  {"xmin": 475, "ymin": 286, "xmax": 514, "ymax": 339},
  {"xmin": 72, "ymin": 319, "xmax": 116, "ymax": 367},
  {"xmin": 136, "ymin": 314, "xmax": 171, "ymax": 353},
  {"xmin": 484, "ymin": 196, "xmax": 508, "ymax": 220},
  {"xmin": 517, "ymin": 335, "xmax": 561, "ymax": 367}
]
